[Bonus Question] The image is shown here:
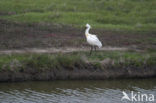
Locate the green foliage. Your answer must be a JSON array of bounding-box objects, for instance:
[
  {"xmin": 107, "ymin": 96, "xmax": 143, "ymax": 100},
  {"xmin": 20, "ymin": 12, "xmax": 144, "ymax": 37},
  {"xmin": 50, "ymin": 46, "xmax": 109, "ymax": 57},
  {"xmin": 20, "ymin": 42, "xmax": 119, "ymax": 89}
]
[
  {"xmin": 23, "ymin": 54, "xmax": 53, "ymax": 70},
  {"xmin": 0, "ymin": 0, "xmax": 156, "ymax": 31}
]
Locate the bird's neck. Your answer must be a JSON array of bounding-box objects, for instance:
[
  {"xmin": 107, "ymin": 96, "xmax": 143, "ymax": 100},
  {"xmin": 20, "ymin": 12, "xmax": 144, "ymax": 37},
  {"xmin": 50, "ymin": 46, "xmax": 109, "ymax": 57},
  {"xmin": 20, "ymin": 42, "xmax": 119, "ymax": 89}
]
[{"xmin": 85, "ymin": 27, "xmax": 90, "ymax": 37}]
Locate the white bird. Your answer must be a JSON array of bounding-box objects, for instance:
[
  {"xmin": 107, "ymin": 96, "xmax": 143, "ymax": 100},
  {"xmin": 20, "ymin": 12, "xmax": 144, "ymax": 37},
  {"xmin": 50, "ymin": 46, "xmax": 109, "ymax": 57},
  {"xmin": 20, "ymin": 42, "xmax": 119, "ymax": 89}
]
[{"xmin": 85, "ymin": 23, "xmax": 102, "ymax": 55}]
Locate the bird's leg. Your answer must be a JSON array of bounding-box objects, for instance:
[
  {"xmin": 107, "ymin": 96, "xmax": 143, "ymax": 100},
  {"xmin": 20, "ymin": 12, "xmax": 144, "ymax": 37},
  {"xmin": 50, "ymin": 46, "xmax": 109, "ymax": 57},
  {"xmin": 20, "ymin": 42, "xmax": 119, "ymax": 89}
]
[
  {"xmin": 94, "ymin": 46, "xmax": 96, "ymax": 51},
  {"xmin": 90, "ymin": 46, "xmax": 93, "ymax": 55}
]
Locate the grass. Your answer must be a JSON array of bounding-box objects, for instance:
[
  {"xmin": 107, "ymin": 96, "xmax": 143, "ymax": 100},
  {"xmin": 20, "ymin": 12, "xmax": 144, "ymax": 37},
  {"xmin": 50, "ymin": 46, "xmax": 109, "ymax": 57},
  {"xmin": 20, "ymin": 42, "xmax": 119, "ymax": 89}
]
[
  {"xmin": 0, "ymin": 51, "xmax": 155, "ymax": 71},
  {"xmin": 0, "ymin": 0, "xmax": 156, "ymax": 31}
]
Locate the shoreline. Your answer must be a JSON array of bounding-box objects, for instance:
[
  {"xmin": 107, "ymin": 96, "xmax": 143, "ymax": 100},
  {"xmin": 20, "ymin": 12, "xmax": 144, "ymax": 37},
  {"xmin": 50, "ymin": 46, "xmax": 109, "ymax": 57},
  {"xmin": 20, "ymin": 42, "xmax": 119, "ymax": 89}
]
[
  {"xmin": 0, "ymin": 50, "xmax": 156, "ymax": 82},
  {"xmin": 0, "ymin": 51, "xmax": 155, "ymax": 82},
  {"xmin": 0, "ymin": 51, "xmax": 156, "ymax": 82},
  {"xmin": 0, "ymin": 65, "xmax": 155, "ymax": 82}
]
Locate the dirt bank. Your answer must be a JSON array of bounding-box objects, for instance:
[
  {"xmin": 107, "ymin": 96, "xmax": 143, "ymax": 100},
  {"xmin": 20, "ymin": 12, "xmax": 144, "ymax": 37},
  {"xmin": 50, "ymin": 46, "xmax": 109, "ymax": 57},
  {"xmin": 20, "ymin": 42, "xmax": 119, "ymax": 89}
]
[{"xmin": 0, "ymin": 64, "xmax": 155, "ymax": 82}]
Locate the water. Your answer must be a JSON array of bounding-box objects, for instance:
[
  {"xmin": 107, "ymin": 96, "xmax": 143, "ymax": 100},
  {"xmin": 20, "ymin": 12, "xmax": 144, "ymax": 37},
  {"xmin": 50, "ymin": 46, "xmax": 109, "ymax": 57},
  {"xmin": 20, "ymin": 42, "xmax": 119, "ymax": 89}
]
[{"xmin": 0, "ymin": 79, "xmax": 156, "ymax": 103}]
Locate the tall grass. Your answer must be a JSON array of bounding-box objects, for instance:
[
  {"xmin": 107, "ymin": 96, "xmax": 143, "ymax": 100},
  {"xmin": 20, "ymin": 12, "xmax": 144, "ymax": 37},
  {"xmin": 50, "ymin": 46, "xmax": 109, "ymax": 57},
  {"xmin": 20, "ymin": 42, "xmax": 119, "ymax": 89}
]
[{"xmin": 0, "ymin": 0, "xmax": 156, "ymax": 31}]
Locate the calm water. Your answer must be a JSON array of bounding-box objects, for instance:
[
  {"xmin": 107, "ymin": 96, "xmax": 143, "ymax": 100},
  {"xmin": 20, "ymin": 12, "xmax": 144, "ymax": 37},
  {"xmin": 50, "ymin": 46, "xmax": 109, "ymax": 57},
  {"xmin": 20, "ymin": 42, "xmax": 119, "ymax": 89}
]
[{"xmin": 0, "ymin": 79, "xmax": 156, "ymax": 103}]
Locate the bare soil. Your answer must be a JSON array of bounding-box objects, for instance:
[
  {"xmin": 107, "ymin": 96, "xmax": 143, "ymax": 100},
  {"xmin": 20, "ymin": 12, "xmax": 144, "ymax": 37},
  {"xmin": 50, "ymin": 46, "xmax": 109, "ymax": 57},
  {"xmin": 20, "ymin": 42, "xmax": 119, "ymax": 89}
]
[{"xmin": 0, "ymin": 19, "xmax": 156, "ymax": 51}]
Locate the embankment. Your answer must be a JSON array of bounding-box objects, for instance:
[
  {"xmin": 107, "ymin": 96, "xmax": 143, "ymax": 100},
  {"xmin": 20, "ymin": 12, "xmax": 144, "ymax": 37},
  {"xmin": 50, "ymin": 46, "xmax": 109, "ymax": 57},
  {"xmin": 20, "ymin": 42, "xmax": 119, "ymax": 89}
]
[
  {"xmin": 0, "ymin": 50, "xmax": 155, "ymax": 82},
  {"xmin": 0, "ymin": 65, "xmax": 155, "ymax": 82}
]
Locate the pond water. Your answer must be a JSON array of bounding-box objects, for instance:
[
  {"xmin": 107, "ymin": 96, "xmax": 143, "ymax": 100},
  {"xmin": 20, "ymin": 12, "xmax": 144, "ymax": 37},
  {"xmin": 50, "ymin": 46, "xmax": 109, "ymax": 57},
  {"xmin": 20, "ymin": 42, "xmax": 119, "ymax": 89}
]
[{"xmin": 0, "ymin": 78, "xmax": 156, "ymax": 103}]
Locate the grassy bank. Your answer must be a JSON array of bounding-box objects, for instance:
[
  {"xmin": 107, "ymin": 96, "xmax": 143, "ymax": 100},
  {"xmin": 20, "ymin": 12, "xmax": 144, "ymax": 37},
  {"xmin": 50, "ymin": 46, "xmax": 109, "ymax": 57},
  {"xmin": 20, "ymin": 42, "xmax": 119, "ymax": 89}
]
[
  {"xmin": 0, "ymin": 51, "xmax": 155, "ymax": 81},
  {"xmin": 0, "ymin": 0, "xmax": 156, "ymax": 31},
  {"xmin": 0, "ymin": 51, "xmax": 155, "ymax": 72}
]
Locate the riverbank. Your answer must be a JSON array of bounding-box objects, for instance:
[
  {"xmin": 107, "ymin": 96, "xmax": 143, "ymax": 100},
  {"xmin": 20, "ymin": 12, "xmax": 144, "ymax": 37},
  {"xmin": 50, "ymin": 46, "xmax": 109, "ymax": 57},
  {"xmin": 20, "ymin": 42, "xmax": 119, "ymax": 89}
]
[
  {"xmin": 0, "ymin": 50, "xmax": 155, "ymax": 82},
  {"xmin": 0, "ymin": 0, "xmax": 156, "ymax": 82}
]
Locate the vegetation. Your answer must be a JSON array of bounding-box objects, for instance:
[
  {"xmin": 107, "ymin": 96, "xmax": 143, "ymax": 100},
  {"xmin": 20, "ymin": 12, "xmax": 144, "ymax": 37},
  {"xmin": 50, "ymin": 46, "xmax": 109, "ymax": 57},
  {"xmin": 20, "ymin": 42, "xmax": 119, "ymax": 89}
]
[
  {"xmin": 0, "ymin": 51, "xmax": 155, "ymax": 71},
  {"xmin": 0, "ymin": 0, "xmax": 156, "ymax": 31}
]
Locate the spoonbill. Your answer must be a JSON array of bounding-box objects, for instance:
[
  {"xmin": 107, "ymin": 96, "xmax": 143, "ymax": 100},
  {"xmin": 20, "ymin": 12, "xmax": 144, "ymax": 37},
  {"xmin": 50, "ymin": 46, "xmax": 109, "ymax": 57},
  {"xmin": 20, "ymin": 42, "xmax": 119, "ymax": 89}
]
[{"xmin": 85, "ymin": 24, "xmax": 102, "ymax": 55}]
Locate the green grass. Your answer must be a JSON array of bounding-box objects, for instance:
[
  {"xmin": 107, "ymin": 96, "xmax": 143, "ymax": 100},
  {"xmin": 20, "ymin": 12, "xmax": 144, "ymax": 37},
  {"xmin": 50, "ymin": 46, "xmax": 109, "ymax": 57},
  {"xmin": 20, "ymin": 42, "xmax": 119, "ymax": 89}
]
[
  {"xmin": 0, "ymin": 51, "xmax": 155, "ymax": 71},
  {"xmin": 0, "ymin": 0, "xmax": 156, "ymax": 31}
]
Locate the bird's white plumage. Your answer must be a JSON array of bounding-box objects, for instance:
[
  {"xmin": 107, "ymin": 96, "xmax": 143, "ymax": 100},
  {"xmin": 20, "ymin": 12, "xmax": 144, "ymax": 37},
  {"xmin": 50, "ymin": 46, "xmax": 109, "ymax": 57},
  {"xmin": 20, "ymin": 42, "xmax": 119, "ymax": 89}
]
[
  {"xmin": 85, "ymin": 24, "xmax": 102, "ymax": 48},
  {"xmin": 87, "ymin": 34, "xmax": 102, "ymax": 48}
]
